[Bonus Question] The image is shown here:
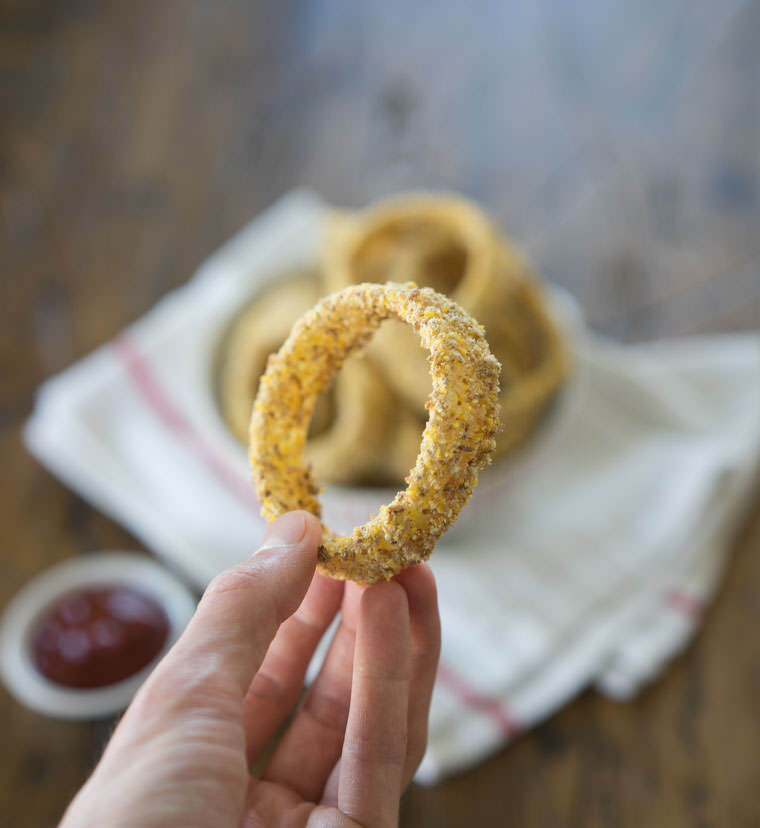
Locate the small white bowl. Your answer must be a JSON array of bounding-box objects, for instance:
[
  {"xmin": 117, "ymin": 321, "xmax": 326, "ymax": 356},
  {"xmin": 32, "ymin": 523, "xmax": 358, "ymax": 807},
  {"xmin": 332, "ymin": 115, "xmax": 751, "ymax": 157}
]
[{"xmin": 0, "ymin": 552, "xmax": 196, "ymax": 719}]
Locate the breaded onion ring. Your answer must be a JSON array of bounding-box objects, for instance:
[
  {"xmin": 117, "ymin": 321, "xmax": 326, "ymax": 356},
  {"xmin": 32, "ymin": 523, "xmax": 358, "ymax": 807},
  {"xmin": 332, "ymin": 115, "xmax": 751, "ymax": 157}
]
[
  {"xmin": 216, "ymin": 273, "xmax": 421, "ymax": 486},
  {"xmin": 217, "ymin": 272, "xmax": 324, "ymax": 445},
  {"xmin": 323, "ymin": 194, "xmax": 568, "ymax": 460},
  {"xmin": 250, "ymin": 282, "xmax": 501, "ymax": 583}
]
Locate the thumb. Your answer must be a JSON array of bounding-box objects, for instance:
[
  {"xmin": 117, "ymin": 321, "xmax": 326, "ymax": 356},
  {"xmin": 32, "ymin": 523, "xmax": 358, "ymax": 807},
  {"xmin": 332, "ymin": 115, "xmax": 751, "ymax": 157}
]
[{"xmin": 169, "ymin": 510, "xmax": 322, "ymax": 694}]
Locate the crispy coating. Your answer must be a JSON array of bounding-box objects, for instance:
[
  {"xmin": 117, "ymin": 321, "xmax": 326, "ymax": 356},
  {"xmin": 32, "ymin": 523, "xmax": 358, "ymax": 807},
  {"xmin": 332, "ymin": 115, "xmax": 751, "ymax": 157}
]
[{"xmin": 249, "ymin": 282, "xmax": 501, "ymax": 583}]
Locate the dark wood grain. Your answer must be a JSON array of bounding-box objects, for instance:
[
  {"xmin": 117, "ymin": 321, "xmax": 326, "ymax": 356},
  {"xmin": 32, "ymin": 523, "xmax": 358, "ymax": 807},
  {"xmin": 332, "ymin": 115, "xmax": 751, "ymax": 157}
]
[{"xmin": 1, "ymin": 1, "xmax": 758, "ymax": 825}]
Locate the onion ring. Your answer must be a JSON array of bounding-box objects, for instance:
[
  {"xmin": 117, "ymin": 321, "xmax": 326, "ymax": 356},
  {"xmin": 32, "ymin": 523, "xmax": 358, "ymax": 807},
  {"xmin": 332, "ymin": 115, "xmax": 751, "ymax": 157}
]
[
  {"xmin": 217, "ymin": 273, "xmax": 422, "ymax": 486},
  {"xmin": 323, "ymin": 194, "xmax": 568, "ymax": 458},
  {"xmin": 250, "ymin": 281, "xmax": 501, "ymax": 583},
  {"xmin": 217, "ymin": 272, "xmax": 323, "ymax": 444}
]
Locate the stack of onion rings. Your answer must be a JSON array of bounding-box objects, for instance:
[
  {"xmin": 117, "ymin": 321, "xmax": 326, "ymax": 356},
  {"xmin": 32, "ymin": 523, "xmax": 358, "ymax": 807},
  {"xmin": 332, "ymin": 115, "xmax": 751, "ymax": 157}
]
[
  {"xmin": 323, "ymin": 194, "xmax": 567, "ymax": 459},
  {"xmin": 217, "ymin": 193, "xmax": 566, "ymax": 488}
]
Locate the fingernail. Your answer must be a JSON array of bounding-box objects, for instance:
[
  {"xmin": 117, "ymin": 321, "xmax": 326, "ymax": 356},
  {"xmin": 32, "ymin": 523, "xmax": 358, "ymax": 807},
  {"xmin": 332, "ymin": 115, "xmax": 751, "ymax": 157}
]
[{"xmin": 256, "ymin": 512, "xmax": 307, "ymax": 553}]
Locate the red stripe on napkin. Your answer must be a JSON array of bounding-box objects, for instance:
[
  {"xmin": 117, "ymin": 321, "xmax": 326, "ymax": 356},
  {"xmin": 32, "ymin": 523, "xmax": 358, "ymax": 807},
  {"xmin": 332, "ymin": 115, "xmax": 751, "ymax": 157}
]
[
  {"xmin": 112, "ymin": 335, "xmax": 262, "ymax": 521},
  {"xmin": 664, "ymin": 589, "xmax": 704, "ymax": 621},
  {"xmin": 436, "ymin": 661, "xmax": 522, "ymax": 739}
]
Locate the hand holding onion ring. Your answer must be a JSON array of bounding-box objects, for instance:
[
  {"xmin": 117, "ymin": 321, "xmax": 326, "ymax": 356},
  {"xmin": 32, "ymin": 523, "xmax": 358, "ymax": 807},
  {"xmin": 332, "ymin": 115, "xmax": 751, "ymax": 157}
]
[{"xmin": 250, "ymin": 281, "xmax": 501, "ymax": 584}]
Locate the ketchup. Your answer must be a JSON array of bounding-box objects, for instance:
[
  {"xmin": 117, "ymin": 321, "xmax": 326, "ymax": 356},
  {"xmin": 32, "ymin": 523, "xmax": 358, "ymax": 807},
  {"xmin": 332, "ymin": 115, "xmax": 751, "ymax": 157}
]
[{"xmin": 31, "ymin": 586, "xmax": 169, "ymax": 689}]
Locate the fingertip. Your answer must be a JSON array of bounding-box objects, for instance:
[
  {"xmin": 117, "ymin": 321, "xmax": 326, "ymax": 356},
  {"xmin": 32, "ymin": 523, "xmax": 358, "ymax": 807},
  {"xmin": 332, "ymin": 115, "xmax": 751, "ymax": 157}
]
[
  {"xmin": 394, "ymin": 561, "xmax": 436, "ymax": 591},
  {"xmin": 360, "ymin": 580, "xmax": 410, "ymax": 636},
  {"xmin": 289, "ymin": 509, "xmax": 323, "ymax": 550},
  {"xmin": 393, "ymin": 564, "xmax": 440, "ymax": 672},
  {"xmin": 394, "ymin": 563, "xmax": 438, "ymax": 613},
  {"xmin": 259, "ymin": 510, "xmax": 321, "ymax": 560},
  {"xmin": 290, "ymin": 508, "xmax": 322, "ymax": 530}
]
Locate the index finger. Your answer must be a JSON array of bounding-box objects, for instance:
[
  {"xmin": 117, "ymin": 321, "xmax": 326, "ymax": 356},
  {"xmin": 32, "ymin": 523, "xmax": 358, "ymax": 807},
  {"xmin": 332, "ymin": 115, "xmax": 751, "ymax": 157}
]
[{"xmin": 338, "ymin": 581, "xmax": 411, "ymax": 828}]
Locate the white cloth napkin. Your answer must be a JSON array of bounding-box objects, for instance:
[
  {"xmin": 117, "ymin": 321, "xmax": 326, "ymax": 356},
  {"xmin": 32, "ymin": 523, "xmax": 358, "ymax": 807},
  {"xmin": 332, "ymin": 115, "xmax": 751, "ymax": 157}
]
[{"xmin": 24, "ymin": 191, "xmax": 760, "ymax": 784}]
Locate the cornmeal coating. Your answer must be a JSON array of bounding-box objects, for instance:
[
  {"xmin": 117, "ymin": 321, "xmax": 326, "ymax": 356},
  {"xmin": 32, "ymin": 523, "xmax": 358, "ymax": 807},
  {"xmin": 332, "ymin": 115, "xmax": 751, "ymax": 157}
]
[{"xmin": 250, "ymin": 282, "xmax": 501, "ymax": 583}]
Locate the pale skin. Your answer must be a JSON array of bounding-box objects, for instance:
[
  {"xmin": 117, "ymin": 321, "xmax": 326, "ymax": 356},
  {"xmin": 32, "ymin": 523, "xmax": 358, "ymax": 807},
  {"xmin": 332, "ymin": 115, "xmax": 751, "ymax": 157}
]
[{"xmin": 61, "ymin": 511, "xmax": 441, "ymax": 828}]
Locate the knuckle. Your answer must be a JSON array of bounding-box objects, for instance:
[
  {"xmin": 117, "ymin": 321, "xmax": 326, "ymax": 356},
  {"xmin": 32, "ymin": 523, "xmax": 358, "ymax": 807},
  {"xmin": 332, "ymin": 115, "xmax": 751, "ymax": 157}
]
[
  {"xmin": 201, "ymin": 563, "xmax": 283, "ymax": 642},
  {"xmin": 204, "ymin": 563, "xmax": 262, "ymax": 600},
  {"xmin": 345, "ymin": 731, "xmax": 406, "ymax": 768},
  {"xmin": 138, "ymin": 655, "xmax": 242, "ymax": 721},
  {"xmin": 302, "ymin": 688, "xmax": 351, "ymax": 734}
]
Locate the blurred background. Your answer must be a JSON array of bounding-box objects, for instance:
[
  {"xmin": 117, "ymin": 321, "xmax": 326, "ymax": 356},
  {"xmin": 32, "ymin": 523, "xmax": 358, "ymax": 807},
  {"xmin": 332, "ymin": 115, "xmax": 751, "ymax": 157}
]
[{"xmin": 2, "ymin": 1, "xmax": 759, "ymax": 825}]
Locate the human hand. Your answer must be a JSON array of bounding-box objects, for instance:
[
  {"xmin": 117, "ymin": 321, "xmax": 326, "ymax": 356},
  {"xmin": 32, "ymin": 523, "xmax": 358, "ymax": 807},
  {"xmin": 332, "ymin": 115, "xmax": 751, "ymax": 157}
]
[{"xmin": 61, "ymin": 511, "xmax": 441, "ymax": 828}]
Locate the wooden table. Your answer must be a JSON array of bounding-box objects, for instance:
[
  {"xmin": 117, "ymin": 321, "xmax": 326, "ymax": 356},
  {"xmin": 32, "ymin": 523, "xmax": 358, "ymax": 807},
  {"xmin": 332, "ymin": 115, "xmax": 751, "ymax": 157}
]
[{"xmin": 2, "ymin": 2, "xmax": 758, "ymax": 825}]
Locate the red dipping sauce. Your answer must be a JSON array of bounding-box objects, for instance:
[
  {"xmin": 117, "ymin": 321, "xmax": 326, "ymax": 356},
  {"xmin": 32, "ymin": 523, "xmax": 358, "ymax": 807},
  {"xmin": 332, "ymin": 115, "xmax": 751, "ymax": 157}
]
[{"xmin": 31, "ymin": 586, "xmax": 169, "ymax": 689}]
